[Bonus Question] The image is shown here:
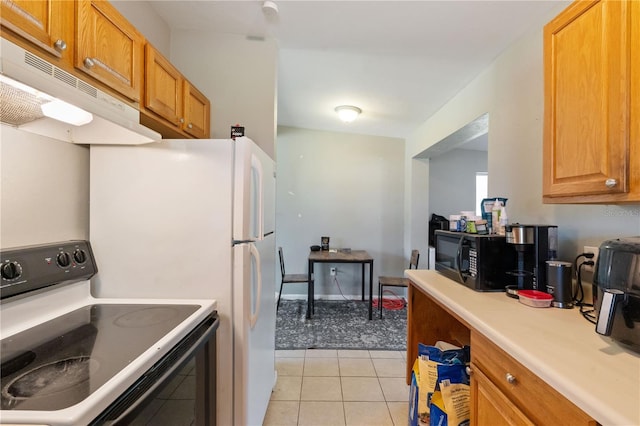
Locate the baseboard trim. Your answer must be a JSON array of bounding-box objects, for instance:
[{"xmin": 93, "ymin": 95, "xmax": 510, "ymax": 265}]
[{"xmin": 277, "ymin": 293, "xmax": 363, "ymax": 301}]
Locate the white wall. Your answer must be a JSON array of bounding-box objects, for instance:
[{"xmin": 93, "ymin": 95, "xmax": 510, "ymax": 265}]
[
  {"xmin": 276, "ymin": 126, "xmax": 405, "ymax": 298},
  {"xmin": 429, "ymin": 148, "xmax": 487, "ymax": 217},
  {"xmin": 0, "ymin": 126, "xmax": 90, "ymax": 248},
  {"xmin": 111, "ymin": 1, "xmax": 171, "ymax": 55},
  {"xmin": 406, "ymin": 4, "xmax": 640, "ymax": 266},
  {"xmin": 113, "ymin": 3, "xmax": 278, "ymax": 158},
  {"xmin": 170, "ymin": 31, "xmax": 278, "ymax": 159}
]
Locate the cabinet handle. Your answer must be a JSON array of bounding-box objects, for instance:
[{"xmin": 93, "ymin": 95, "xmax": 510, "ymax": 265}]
[
  {"xmin": 605, "ymin": 178, "xmax": 618, "ymax": 188},
  {"xmin": 187, "ymin": 123, "xmax": 193, "ymax": 129},
  {"xmin": 505, "ymin": 373, "xmax": 517, "ymax": 384},
  {"xmin": 465, "ymin": 366, "xmax": 473, "ymax": 376},
  {"xmin": 54, "ymin": 39, "xmax": 67, "ymax": 51},
  {"xmin": 179, "ymin": 118, "xmax": 185, "ymax": 124},
  {"xmin": 84, "ymin": 57, "xmax": 95, "ymax": 69}
]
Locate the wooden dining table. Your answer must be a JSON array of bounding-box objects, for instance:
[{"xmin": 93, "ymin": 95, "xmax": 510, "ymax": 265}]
[{"xmin": 307, "ymin": 249, "xmax": 374, "ymax": 320}]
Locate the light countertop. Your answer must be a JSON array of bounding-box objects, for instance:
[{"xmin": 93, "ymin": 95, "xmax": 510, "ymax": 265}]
[{"xmin": 406, "ymin": 270, "xmax": 640, "ymax": 426}]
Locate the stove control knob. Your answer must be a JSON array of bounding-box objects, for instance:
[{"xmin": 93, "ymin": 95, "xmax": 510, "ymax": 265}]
[
  {"xmin": 1, "ymin": 261, "xmax": 21, "ymax": 280},
  {"xmin": 56, "ymin": 252, "xmax": 71, "ymax": 268},
  {"xmin": 73, "ymin": 249, "xmax": 87, "ymax": 264}
]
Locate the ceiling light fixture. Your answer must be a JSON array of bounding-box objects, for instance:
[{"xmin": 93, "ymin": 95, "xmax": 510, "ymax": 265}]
[
  {"xmin": 335, "ymin": 105, "xmax": 361, "ymax": 123},
  {"xmin": 262, "ymin": 1, "xmax": 279, "ymax": 16}
]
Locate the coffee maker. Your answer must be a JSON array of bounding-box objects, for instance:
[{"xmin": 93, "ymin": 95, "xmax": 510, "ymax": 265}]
[{"xmin": 505, "ymin": 224, "xmax": 558, "ymax": 291}]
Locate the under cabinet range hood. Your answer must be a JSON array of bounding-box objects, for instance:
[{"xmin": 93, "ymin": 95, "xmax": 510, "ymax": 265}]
[{"xmin": 0, "ymin": 38, "xmax": 160, "ymax": 144}]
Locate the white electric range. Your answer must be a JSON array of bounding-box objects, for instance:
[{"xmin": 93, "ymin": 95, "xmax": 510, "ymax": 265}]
[{"xmin": 0, "ymin": 240, "xmax": 218, "ymax": 425}]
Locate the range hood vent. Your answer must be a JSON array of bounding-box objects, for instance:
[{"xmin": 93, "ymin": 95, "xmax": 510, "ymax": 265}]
[{"xmin": 0, "ymin": 38, "xmax": 160, "ymax": 145}]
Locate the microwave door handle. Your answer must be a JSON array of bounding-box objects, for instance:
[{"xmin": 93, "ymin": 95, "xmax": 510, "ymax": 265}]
[{"xmin": 456, "ymin": 237, "xmax": 466, "ymax": 283}]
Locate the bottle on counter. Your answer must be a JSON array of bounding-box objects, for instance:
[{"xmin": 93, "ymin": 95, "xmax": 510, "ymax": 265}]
[
  {"xmin": 498, "ymin": 205, "xmax": 508, "ymax": 236},
  {"xmin": 491, "ymin": 199, "xmax": 503, "ymax": 234}
]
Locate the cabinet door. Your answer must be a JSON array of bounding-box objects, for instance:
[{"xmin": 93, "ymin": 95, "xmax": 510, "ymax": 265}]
[
  {"xmin": 183, "ymin": 81, "xmax": 211, "ymax": 139},
  {"xmin": 471, "ymin": 364, "xmax": 534, "ymax": 426},
  {"xmin": 75, "ymin": 0, "xmax": 143, "ymax": 101},
  {"xmin": 144, "ymin": 44, "xmax": 184, "ymax": 127},
  {"xmin": 1, "ymin": 0, "xmax": 74, "ymax": 64},
  {"xmin": 543, "ymin": 0, "xmax": 631, "ymax": 198}
]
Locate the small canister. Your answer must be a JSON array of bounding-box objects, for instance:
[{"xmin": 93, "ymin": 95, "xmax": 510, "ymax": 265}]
[
  {"xmin": 546, "ymin": 260, "xmax": 573, "ymax": 308},
  {"xmin": 449, "ymin": 215, "xmax": 463, "ymax": 231}
]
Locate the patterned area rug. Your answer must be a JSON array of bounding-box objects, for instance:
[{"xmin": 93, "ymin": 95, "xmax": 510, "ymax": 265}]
[{"xmin": 275, "ymin": 299, "xmax": 407, "ymax": 351}]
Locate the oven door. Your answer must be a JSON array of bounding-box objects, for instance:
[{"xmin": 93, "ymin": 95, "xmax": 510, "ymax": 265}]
[{"xmin": 91, "ymin": 314, "xmax": 219, "ymax": 426}]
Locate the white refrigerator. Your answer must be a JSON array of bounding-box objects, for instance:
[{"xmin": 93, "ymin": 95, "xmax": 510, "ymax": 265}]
[{"xmin": 89, "ymin": 136, "xmax": 276, "ymax": 426}]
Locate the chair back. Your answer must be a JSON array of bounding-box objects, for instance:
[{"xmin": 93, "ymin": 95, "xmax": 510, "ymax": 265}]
[
  {"xmin": 278, "ymin": 247, "xmax": 286, "ymax": 277},
  {"xmin": 409, "ymin": 249, "xmax": 420, "ymax": 270}
]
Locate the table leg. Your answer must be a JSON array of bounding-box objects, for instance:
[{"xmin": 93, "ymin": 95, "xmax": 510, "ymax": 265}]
[
  {"xmin": 361, "ymin": 264, "xmax": 365, "ymax": 301},
  {"xmin": 307, "ymin": 260, "xmax": 313, "ymax": 319},
  {"xmin": 368, "ymin": 260, "xmax": 373, "ymax": 320}
]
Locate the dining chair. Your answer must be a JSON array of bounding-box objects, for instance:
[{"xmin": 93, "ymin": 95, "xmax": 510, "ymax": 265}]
[
  {"xmin": 378, "ymin": 249, "xmax": 419, "ymax": 318},
  {"xmin": 277, "ymin": 247, "xmax": 312, "ymax": 311}
]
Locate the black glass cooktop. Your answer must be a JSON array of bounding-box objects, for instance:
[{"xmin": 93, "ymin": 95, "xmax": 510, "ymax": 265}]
[{"xmin": 0, "ymin": 304, "xmax": 198, "ymax": 411}]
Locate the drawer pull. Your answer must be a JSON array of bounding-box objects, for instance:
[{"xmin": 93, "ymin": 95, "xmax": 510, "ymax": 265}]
[{"xmin": 506, "ymin": 373, "xmax": 517, "ymax": 384}]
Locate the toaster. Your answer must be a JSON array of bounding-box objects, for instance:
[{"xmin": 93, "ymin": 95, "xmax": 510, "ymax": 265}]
[{"xmin": 593, "ymin": 236, "xmax": 640, "ymax": 354}]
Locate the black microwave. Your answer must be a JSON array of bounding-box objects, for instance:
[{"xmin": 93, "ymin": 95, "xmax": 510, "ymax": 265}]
[{"xmin": 434, "ymin": 230, "xmax": 517, "ymax": 291}]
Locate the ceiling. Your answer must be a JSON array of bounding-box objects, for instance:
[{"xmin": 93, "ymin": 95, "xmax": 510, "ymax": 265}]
[{"xmin": 148, "ymin": 1, "xmax": 566, "ymax": 139}]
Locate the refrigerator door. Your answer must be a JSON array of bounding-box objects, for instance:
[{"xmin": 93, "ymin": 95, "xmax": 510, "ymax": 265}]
[
  {"xmin": 233, "ymin": 235, "xmax": 276, "ymax": 426},
  {"xmin": 234, "ymin": 137, "xmax": 275, "ymax": 241}
]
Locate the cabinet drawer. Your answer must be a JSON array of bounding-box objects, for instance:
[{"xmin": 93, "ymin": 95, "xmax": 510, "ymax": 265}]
[{"xmin": 470, "ymin": 331, "xmax": 595, "ymax": 425}]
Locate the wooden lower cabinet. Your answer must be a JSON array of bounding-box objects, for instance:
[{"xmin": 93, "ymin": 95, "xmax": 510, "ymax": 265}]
[
  {"xmin": 407, "ymin": 282, "xmax": 596, "ymax": 425},
  {"xmin": 471, "ymin": 365, "xmax": 534, "ymax": 426},
  {"xmin": 470, "ymin": 331, "xmax": 596, "ymax": 426}
]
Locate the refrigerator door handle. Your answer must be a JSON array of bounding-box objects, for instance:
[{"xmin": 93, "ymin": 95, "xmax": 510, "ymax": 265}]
[
  {"xmin": 249, "ymin": 243, "xmax": 262, "ymax": 329},
  {"xmin": 251, "ymin": 154, "xmax": 264, "ymax": 241}
]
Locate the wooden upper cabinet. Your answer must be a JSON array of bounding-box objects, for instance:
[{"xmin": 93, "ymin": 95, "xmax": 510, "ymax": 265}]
[
  {"xmin": 183, "ymin": 81, "xmax": 210, "ymax": 139},
  {"xmin": 543, "ymin": 0, "xmax": 639, "ymax": 203},
  {"xmin": 0, "ymin": 0, "xmax": 74, "ymax": 66},
  {"xmin": 75, "ymin": 0, "xmax": 143, "ymax": 102},
  {"xmin": 144, "ymin": 44, "xmax": 184, "ymax": 127},
  {"xmin": 144, "ymin": 43, "xmax": 211, "ymax": 139}
]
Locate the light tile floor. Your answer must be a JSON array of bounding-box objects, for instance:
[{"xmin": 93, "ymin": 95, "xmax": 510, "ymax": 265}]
[{"xmin": 264, "ymin": 349, "xmax": 409, "ymax": 426}]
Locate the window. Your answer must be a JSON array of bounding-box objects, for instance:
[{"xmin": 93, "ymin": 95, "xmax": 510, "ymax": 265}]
[{"xmin": 475, "ymin": 172, "xmax": 488, "ymax": 216}]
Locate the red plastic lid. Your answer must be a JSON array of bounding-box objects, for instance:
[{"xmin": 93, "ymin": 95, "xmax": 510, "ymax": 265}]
[{"xmin": 518, "ymin": 290, "xmax": 553, "ymax": 300}]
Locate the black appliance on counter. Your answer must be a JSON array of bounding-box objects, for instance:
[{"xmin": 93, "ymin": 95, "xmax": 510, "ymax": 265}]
[
  {"xmin": 594, "ymin": 237, "xmax": 640, "ymax": 354},
  {"xmin": 428, "ymin": 213, "xmax": 449, "ymax": 247},
  {"xmin": 505, "ymin": 224, "xmax": 558, "ymax": 292},
  {"xmin": 434, "ymin": 230, "xmax": 517, "ymax": 291},
  {"xmin": 0, "ymin": 241, "xmax": 218, "ymax": 425}
]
